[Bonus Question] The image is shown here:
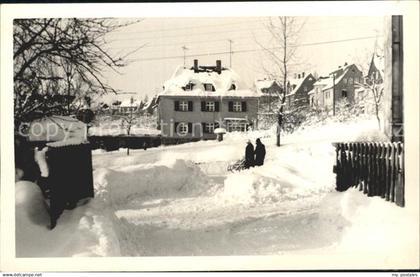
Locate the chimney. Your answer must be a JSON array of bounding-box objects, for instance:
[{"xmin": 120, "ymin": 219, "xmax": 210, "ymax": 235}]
[
  {"xmin": 298, "ymin": 73, "xmax": 301, "ymax": 79},
  {"xmin": 294, "ymin": 73, "xmax": 297, "ymax": 79},
  {"xmin": 302, "ymin": 72, "xmax": 305, "ymax": 78},
  {"xmin": 194, "ymin": 59, "xmax": 199, "ymax": 73},
  {"xmin": 216, "ymin": 60, "xmax": 222, "ymax": 74}
]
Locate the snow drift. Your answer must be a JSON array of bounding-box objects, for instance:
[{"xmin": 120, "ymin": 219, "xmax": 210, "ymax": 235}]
[{"xmin": 14, "ymin": 117, "xmax": 418, "ymax": 266}]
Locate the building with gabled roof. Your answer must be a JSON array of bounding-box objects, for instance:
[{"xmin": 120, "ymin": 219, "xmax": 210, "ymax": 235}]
[
  {"xmin": 309, "ymin": 63, "xmax": 363, "ymax": 112},
  {"xmin": 367, "ymin": 52, "xmax": 385, "ymax": 85},
  {"xmin": 158, "ymin": 59, "xmax": 262, "ymax": 140},
  {"xmin": 285, "ymin": 72, "xmax": 316, "ymax": 109},
  {"xmin": 254, "ymin": 78, "xmax": 282, "ymax": 111},
  {"xmin": 119, "ymin": 98, "xmax": 142, "ymax": 115}
]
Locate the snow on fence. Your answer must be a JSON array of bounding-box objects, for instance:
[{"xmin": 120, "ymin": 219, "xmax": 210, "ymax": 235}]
[{"xmin": 333, "ymin": 142, "xmax": 405, "ymax": 207}]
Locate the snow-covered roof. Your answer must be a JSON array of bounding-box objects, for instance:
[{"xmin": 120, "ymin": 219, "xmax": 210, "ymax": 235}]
[
  {"xmin": 308, "ymin": 88, "xmax": 316, "ymax": 95},
  {"xmin": 214, "ymin": 128, "xmax": 226, "ymax": 134},
  {"xmin": 120, "ymin": 99, "xmax": 142, "ymax": 108},
  {"xmin": 161, "ymin": 65, "xmax": 261, "ymax": 98},
  {"xmin": 313, "ymin": 64, "xmax": 357, "ymax": 92},
  {"xmin": 28, "ymin": 116, "xmax": 87, "ymax": 142},
  {"xmin": 254, "ymin": 79, "xmax": 275, "ymax": 91},
  {"xmin": 372, "ymin": 54, "xmax": 385, "ymax": 80},
  {"xmin": 313, "ymin": 77, "xmax": 334, "ymax": 91},
  {"xmin": 286, "ymin": 77, "xmax": 306, "ymax": 96},
  {"xmin": 223, "ymin": 117, "xmax": 250, "ymax": 121}
]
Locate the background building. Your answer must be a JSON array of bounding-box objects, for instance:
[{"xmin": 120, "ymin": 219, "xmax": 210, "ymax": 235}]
[
  {"xmin": 285, "ymin": 72, "xmax": 316, "ymax": 109},
  {"xmin": 309, "ymin": 63, "xmax": 363, "ymax": 113},
  {"xmin": 158, "ymin": 60, "xmax": 262, "ymax": 140}
]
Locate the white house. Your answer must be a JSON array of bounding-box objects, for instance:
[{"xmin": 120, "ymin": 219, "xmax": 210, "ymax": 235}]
[{"xmin": 158, "ymin": 59, "xmax": 262, "ymax": 139}]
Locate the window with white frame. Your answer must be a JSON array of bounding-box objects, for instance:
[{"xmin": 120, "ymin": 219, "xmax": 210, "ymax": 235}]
[
  {"xmin": 178, "ymin": 122, "xmax": 188, "ymax": 135},
  {"xmin": 233, "ymin": 101, "xmax": 242, "ymax": 112},
  {"xmin": 179, "ymin": 100, "xmax": 189, "ymax": 111},
  {"xmin": 343, "ymin": 78, "xmax": 348, "ymax": 84},
  {"xmin": 205, "ymin": 122, "xmax": 215, "ymax": 133},
  {"xmin": 206, "ymin": 101, "xmax": 215, "ymax": 112},
  {"xmin": 227, "ymin": 121, "xmax": 246, "ymax": 132},
  {"xmin": 348, "ymin": 77, "xmax": 353, "ymax": 85}
]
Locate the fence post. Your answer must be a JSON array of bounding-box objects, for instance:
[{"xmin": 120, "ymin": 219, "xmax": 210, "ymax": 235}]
[
  {"xmin": 361, "ymin": 143, "xmax": 368, "ymax": 194},
  {"xmin": 343, "ymin": 143, "xmax": 350, "ymax": 191},
  {"xmin": 379, "ymin": 143, "xmax": 386, "ymax": 198},
  {"xmin": 385, "ymin": 144, "xmax": 392, "ymax": 201},
  {"xmin": 390, "ymin": 143, "xmax": 396, "ymax": 203},
  {"xmin": 366, "ymin": 142, "xmax": 373, "ymax": 196},
  {"xmin": 395, "ymin": 142, "xmax": 405, "ymax": 207}
]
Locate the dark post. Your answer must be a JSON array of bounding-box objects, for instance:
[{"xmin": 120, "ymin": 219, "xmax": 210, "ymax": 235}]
[
  {"xmin": 216, "ymin": 60, "xmax": 222, "ymax": 74},
  {"xmin": 194, "ymin": 59, "xmax": 199, "ymax": 73},
  {"xmin": 332, "ymin": 73, "xmax": 336, "ymax": 116}
]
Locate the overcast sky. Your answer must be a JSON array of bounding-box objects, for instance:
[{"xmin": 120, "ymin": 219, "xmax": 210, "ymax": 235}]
[{"xmin": 100, "ymin": 16, "xmax": 385, "ymax": 103}]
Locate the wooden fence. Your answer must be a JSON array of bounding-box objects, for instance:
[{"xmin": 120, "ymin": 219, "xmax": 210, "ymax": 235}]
[{"xmin": 332, "ymin": 142, "xmax": 405, "ymax": 207}]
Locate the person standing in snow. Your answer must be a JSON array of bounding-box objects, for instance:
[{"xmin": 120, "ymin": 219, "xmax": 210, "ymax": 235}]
[
  {"xmin": 244, "ymin": 140, "xmax": 255, "ymax": 169},
  {"xmin": 254, "ymin": 138, "xmax": 266, "ymax": 166}
]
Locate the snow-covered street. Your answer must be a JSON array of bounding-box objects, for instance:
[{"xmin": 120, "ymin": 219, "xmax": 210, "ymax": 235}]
[{"xmin": 15, "ymin": 118, "xmax": 418, "ymax": 264}]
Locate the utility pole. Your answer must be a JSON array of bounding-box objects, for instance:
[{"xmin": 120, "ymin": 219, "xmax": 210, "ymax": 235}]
[
  {"xmin": 228, "ymin": 39, "xmax": 233, "ymax": 68},
  {"xmin": 127, "ymin": 96, "xmax": 134, "ymax": 156},
  {"xmin": 332, "ymin": 73, "xmax": 336, "ymax": 116},
  {"xmin": 182, "ymin": 46, "xmax": 188, "ymax": 68}
]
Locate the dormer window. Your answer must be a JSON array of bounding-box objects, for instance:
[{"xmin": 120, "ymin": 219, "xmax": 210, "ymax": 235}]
[
  {"xmin": 229, "ymin": 84, "xmax": 237, "ymax": 90},
  {"xmin": 204, "ymin": 83, "xmax": 215, "ymax": 92},
  {"xmin": 185, "ymin": 82, "xmax": 195, "ymax": 91}
]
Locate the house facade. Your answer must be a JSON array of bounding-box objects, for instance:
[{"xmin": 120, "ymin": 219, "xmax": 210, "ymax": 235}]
[
  {"xmin": 285, "ymin": 72, "xmax": 316, "ymax": 109},
  {"xmin": 119, "ymin": 99, "xmax": 141, "ymax": 115},
  {"xmin": 309, "ymin": 63, "xmax": 363, "ymax": 112},
  {"xmin": 254, "ymin": 79, "xmax": 281, "ymax": 111},
  {"xmin": 158, "ymin": 60, "xmax": 261, "ymax": 140}
]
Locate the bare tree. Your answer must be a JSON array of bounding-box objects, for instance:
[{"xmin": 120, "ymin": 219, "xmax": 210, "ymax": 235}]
[
  {"xmin": 258, "ymin": 17, "xmax": 305, "ymax": 146},
  {"xmin": 120, "ymin": 97, "xmax": 137, "ymax": 156},
  {"xmin": 357, "ymin": 78, "xmax": 384, "ymax": 129},
  {"xmin": 353, "ymin": 47, "xmax": 384, "ymax": 129},
  {"xmin": 13, "ymin": 18, "xmax": 142, "ymax": 126}
]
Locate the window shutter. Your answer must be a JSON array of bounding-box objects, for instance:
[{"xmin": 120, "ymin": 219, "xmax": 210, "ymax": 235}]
[
  {"xmin": 212, "ymin": 85, "xmax": 216, "ymax": 92},
  {"xmin": 188, "ymin": 123, "xmax": 193, "ymax": 134},
  {"xmin": 174, "ymin": 122, "xmax": 179, "ymax": 132},
  {"xmin": 202, "ymin": 123, "xmax": 207, "ymax": 134},
  {"xmin": 188, "ymin": 101, "xmax": 193, "ymax": 111},
  {"xmin": 215, "ymin": 101, "xmax": 220, "ymax": 112},
  {"xmin": 174, "ymin": 101, "xmax": 179, "ymax": 111},
  {"xmin": 241, "ymin": 102, "xmax": 247, "ymax": 112},
  {"xmin": 201, "ymin": 101, "xmax": 206, "ymax": 112},
  {"xmin": 228, "ymin": 101, "xmax": 233, "ymax": 112},
  {"xmin": 215, "ymin": 121, "xmax": 220, "ymax": 129}
]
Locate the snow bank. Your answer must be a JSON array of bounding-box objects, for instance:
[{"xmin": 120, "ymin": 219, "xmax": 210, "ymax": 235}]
[
  {"xmin": 94, "ymin": 159, "xmax": 210, "ymax": 205},
  {"xmin": 15, "ymin": 181, "xmax": 120, "ymax": 257},
  {"xmin": 337, "ymin": 188, "xmax": 419, "ymax": 259}
]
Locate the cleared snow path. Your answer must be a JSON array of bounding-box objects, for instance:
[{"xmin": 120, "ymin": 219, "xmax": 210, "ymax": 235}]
[{"xmin": 92, "ymin": 126, "xmax": 350, "ymax": 256}]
